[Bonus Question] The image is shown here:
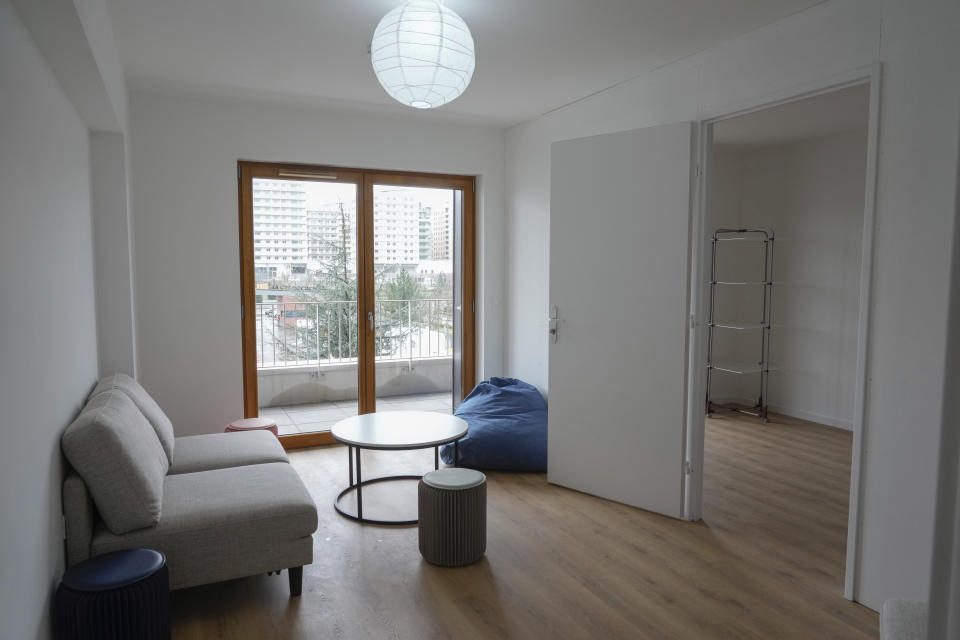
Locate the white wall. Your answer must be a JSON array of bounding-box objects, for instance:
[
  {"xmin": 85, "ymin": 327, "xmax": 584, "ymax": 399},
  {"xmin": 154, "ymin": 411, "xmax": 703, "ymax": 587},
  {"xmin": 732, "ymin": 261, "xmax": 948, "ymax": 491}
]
[
  {"xmin": 12, "ymin": 0, "xmax": 138, "ymax": 382},
  {"xmin": 0, "ymin": 1, "xmax": 100, "ymax": 637},
  {"xmin": 11, "ymin": 0, "xmax": 127, "ymax": 133},
  {"xmin": 91, "ymin": 131, "xmax": 137, "ymax": 376},
  {"xmin": 709, "ymin": 131, "xmax": 867, "ymax": 429},
  {"xmin": 128, "ymin": 91, "xmax": 505, "ymax": 437},
  {"xmin": 927, "ymin": 121, "xmax": 960, "ymax": 640},
  {"xmin": 503, "ymin": 0, "xmax": 960, "ymax": 611},
  {"xmin": 703, "ymin": 151, "xmax": 750, "ymax": 406},
  {"xmin": 856, "ymin": 0, "xmax": 958, "ymax": 614}
]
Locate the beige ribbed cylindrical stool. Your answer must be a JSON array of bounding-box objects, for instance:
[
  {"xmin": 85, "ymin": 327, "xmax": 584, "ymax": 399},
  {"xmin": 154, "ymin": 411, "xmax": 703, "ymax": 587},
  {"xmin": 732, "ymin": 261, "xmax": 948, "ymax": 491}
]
[{"xmin": 418, "ymin": 468, "xmax": 487, "ymax": 567}]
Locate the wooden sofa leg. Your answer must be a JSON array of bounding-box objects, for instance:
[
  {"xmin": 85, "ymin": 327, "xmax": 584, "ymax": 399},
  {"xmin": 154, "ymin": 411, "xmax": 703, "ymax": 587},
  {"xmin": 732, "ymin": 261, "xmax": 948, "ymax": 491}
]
[{"xmin": 288, "ymin": 566, "xmax": 303, "ymax": 597}]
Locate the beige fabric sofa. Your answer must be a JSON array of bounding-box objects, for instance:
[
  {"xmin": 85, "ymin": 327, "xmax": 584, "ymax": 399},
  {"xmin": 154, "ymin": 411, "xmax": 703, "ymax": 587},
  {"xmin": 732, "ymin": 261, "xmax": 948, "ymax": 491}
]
[{"xmin": 61, "ymin": 374, "xmax": 317, "ymax": 596}]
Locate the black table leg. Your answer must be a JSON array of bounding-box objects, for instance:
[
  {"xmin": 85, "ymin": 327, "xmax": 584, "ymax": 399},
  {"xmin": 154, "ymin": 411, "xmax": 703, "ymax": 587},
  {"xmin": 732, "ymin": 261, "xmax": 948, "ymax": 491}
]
[
  {"xmin": 356, "ymin": 446, "xmax": 362, "ymax": 519},
  {"xmin": 332, "ymin": 433, "xmax": 466, "ymax": 525}
]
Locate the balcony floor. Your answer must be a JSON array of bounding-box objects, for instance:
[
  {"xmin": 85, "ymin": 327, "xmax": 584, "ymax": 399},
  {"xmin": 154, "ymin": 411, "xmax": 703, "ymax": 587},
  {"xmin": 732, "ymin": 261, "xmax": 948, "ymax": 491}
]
[{"xmin": 259, "ymin": 392, "xmax": 453, "ymax": 435}]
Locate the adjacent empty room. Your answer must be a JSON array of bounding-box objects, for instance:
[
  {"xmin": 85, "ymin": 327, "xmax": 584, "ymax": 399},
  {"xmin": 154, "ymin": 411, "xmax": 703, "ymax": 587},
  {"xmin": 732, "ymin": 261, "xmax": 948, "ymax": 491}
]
[{"xmin": 700, "ymin": 83, "xmax": 872, "ymax": 605}]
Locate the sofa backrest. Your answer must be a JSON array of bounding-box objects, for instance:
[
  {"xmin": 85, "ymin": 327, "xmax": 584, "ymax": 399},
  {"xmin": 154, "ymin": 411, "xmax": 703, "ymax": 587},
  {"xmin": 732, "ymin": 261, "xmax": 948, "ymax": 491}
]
[
  {"xmin": 92, "ymin": 372, "xmax": 175, "ymax": 465},
  {"xmin": 61, "ymin": 389, "xmax": 169, "ymax": 534}
]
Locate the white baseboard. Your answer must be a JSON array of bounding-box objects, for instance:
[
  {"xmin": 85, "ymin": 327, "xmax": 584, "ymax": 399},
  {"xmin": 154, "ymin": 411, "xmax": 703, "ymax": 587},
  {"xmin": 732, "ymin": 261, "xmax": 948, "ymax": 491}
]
[
  {"xmin": 766, "ymin": 403, "xmax": 853, "ymax": 431},
  {"xmin": 709, "ymin": 397, "xmax": 853, "ymax": 431}
]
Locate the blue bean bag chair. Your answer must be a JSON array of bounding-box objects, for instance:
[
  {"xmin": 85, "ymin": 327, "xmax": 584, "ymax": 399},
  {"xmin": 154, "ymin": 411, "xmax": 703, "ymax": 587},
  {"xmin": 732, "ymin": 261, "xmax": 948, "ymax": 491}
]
[{"xmin": 440, "ymin": 377, "xmax": 547, "ymax": 471}]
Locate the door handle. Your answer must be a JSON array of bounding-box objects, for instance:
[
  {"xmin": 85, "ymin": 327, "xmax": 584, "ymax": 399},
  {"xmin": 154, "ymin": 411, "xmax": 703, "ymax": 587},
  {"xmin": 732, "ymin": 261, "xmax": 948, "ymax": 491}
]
[
  {"xmin": 549, "ymin": 306, "xmax": 559, "ymax": 343},
  {"xmin": 368, "ymin": 311, "xmax": 374, "ymax": 331}
]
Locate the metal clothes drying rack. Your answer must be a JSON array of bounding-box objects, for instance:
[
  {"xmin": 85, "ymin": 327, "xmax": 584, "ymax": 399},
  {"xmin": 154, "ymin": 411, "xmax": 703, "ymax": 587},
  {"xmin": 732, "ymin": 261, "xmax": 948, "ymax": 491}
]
[{"xmin": 706, "ymin": 228, "xmax": 775, "ymax": 422}]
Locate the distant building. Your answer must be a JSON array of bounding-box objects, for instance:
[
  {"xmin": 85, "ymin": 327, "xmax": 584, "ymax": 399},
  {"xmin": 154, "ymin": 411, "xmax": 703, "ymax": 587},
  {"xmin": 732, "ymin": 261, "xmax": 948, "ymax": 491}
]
[
  {"xmin": 431, "ymin": 206, "xmax": 452, "ymax": 260},
  {"xmin": 253, "ymin": 180, "xmax": 308, "ymax": 281},
  {"xmin": 419, "ymin": 207, "xmax": 433, "ymax": 260},
  {"xmin": 307, "ymin": 206, "xmax": 356, "ymax": 271},
  {"xmin": 253, "ymin": 181, "xmax": 450, "ymax": 282},
  {"xmin": 372, "ymin": 188, "xmax": 420, "ymax": 265},
  {"xmin": 416, "ymin": 259, "xmax": 451, "ymax": 289}
]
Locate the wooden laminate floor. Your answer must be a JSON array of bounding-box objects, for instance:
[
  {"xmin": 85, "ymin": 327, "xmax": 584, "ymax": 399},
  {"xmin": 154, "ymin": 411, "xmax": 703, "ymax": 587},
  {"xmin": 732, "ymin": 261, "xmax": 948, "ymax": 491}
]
[{"xmin": 171, "ymin": 412, "xmax": 878, "ymax": 639}]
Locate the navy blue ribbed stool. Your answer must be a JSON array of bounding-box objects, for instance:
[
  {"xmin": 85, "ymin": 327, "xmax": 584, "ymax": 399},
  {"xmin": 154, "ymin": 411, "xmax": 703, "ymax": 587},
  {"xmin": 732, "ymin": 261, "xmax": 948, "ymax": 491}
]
[{"xmin": 56, "ymin": 548, "xmax": 170, "ymax": 640}]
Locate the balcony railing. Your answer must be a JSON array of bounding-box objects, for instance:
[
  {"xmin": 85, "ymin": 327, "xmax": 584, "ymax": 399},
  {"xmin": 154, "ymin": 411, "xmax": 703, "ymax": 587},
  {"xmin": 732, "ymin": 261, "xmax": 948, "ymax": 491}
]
[{"xmin": 255, "ymin": 299, "xmax": 453, "ymax": 369}]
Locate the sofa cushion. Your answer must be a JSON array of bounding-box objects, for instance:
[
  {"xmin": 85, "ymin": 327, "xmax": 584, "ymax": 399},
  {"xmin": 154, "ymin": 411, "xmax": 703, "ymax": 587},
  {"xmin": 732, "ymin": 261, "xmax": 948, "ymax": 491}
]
[
  {"xmin": 92, "ymin": 373, "xmax": 175, "ymax": 465},
  {"xmin": 168, "ymin": 431, "xmax": 289, "ymax": 475},
  {"xmin": 91, "ymin": 462, "xmax": 319, "ymax": 589},
  {"xmin": 62, "ymin": 390, "xmax": 169, "ymax": 534}
]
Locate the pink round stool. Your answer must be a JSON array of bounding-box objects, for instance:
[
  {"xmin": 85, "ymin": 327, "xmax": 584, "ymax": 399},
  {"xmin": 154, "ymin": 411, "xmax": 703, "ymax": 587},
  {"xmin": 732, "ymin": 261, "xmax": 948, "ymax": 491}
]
[{"xmin": 226, "ymin": 417, "xmax": 279, "ymax": 437}]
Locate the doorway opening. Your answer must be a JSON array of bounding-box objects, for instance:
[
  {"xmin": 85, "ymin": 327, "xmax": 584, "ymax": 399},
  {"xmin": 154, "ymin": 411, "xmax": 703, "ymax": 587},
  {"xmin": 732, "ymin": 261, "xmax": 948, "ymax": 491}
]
[
  {"xmin": 692, "ymin": 82, "xmax": 875, "ymax": 604},
  {"xmin": 238, "ymin": 162, "xmax": 476, "ymax": 449}
]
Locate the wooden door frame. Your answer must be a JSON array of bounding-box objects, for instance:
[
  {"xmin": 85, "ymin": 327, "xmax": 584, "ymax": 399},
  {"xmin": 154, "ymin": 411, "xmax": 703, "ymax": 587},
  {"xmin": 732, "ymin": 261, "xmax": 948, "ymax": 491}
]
[{"xmin": 238, "ymin": 161, "xmax": 477, "ymax": 449}]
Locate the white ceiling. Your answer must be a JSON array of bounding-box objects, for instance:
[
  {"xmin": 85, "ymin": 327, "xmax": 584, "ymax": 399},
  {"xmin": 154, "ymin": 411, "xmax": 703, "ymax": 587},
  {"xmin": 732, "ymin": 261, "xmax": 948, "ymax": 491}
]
[
  {"xmin": 106, "ymin": 0, "xmax": 827, "ymax": 127},
  {"xmin": 713, "ymin": 83, "xmax": 870, "ymax": 150}
]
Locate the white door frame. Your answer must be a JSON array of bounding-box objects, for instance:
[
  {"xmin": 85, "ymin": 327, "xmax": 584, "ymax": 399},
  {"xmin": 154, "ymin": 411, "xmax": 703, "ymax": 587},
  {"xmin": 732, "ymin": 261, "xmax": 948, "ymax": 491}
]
[{"xmin": 683, "ymin": 64, "xmax": 882, "ymax": 603}]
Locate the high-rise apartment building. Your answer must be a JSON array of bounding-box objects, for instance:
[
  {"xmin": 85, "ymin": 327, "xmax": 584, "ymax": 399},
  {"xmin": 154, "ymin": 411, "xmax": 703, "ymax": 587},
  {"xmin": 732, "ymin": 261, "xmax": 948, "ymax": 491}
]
[
  {"xmin": 431, "ymin": 206, "xmax": 452, "ymax": 260},
  {"xmin": 253, "ymin": 182, "xmax": 448, "ymax": 282},
  {"xmin": 372, "ymin": 188, "xmax": 421, "ymax": 265},
  {"xmin": 252, "ymin": 179, "xmax": 308, "ymax": 281},
  {"xmin": 307, "ymin": 205, "xmax": 357, "ymax": 271},
  {"xmin": 419, "ymin": 207, "xmax": 433, "ymax": 260}
]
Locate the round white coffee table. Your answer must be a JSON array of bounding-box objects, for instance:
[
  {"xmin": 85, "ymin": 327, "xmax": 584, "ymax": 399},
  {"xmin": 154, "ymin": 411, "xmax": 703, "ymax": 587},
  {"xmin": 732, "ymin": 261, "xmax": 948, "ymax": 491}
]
[{"xmin": 331, "ymin": 411, "xmax": 468, "ymax": 525}]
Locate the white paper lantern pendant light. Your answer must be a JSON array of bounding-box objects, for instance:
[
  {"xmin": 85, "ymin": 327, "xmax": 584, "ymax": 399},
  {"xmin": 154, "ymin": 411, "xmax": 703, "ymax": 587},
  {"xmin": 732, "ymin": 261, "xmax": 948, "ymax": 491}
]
[{"xmin": 371, "ymin": 0, "xmax": 475, "ymax": 109}]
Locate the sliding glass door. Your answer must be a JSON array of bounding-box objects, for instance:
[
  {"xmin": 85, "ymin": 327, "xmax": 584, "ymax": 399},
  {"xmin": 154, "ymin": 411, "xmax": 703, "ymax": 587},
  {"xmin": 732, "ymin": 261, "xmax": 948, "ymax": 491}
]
[
  {"xmin": 239, "ymin": 163, "xmax": 475, "ymax": 447},
  {"xmin": 370, "ymin": 181, "xmax": 463, "ymax": 414}
]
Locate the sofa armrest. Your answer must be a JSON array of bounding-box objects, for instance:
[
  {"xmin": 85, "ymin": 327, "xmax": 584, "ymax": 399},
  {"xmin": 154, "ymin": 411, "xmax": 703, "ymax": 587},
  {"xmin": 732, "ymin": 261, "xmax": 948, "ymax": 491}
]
[
  {"xmin": 880, "ymin": 599, "xmax": 928, "ymax": 640},
  {"xmin": 63, "ymin": 470, "xmax": 95, "ymax": 566}
]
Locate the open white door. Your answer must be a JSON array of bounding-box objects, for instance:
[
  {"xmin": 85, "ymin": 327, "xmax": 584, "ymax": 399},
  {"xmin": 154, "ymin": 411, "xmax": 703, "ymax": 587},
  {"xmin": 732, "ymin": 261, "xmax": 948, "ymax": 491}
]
[{"xmin": 548, "ymin": 122, "xmax": 694, "ymax": 519}]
